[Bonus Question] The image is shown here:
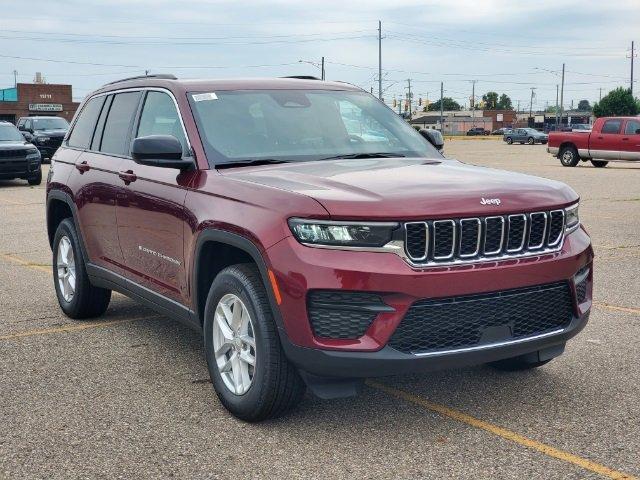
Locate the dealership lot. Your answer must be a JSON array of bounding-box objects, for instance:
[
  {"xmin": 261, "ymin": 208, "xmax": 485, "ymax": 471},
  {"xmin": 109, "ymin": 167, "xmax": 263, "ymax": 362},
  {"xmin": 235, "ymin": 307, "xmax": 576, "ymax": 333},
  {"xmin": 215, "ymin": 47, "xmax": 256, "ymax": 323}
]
[{"xmin": 1, "ymin": 140, "xmax": 638, "ymax": 479}]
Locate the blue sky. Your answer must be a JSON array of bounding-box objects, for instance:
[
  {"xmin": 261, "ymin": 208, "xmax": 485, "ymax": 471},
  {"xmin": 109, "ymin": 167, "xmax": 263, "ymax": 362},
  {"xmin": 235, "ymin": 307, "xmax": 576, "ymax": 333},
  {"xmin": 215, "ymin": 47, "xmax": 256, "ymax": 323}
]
[{"xmin": 0, "ymin": 0, "xmax": 637, "ymax": 110}]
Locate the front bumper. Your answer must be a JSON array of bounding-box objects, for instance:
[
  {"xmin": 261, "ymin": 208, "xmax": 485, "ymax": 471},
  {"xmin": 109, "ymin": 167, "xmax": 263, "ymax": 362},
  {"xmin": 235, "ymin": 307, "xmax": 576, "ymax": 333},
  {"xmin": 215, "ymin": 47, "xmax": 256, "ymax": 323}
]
[
  {"xmin": 280, "ymin": 310, "xmax": 589, "ymax": 378},
  {"xmin": 0, "ymin": 158, "xmax": 41, "ymax": 178}
]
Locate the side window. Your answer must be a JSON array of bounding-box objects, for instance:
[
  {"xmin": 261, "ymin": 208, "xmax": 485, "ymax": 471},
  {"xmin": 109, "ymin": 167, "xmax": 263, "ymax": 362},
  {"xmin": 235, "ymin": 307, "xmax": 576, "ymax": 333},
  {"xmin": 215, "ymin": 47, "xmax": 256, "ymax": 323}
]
[
  {"xmin": 67, "ymin": 96, "xmax": 106, "ymax": 149},
  {"xmin": 24, "ymin": 119, "xmax": 32, "ymax": 131},
  {"xmin": 136, "ymin": 91, "xmax": 187, "ymax": 155},
  {"xmin": 601, "ymin": 119, "xmax": 622, "ymax": 134},
  {"xmin": 91, "ymin": 95, "xmax": 112, "ymax": 151},
  {"xmin": 624, "ymin": 119, "xmax": 640, "ymax": 135},
  {"xmin": 17, "ymin": 119, "xmax": 25, "ymax": 129},
  {"xmin": 100, "ymin": 91, "xmax": 142, "ymax": 156}
]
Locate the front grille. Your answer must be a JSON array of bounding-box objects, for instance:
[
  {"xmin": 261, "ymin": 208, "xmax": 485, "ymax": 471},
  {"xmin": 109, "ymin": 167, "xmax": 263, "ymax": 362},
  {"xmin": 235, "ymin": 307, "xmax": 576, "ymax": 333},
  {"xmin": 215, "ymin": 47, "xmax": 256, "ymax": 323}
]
[
  {"xmin": 307, "ymin": 291, "xmax": 390, "ymax": 339},
  {"xmin": 0, "ymin": 149, "xmax": 29, "ymax": 159},
  {"xmin": 403, "ymin": 209, "xmax": 565, "ymax": 265},
  {"xmin": 388, "ymin": 282, "xmax": 574, "ymax": 354}
]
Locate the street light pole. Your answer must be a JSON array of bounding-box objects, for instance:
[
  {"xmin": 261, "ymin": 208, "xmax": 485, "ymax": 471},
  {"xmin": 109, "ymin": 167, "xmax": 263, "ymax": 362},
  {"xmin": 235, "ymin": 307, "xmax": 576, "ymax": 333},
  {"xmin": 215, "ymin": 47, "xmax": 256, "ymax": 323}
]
[
  {"xmin": 559, "ymin": 63, "xmax": 565, "ymax": 129},
  {"xmin": 321, "ymin": 56, "xmax": 325, "ymax": 81},
  {"xmin": 440, "ymin": 81, "xmax": 444, "ymax": 134},
  {"xmin": 378, "ymin": 20, "xmax": 382, "ymax": 100}
]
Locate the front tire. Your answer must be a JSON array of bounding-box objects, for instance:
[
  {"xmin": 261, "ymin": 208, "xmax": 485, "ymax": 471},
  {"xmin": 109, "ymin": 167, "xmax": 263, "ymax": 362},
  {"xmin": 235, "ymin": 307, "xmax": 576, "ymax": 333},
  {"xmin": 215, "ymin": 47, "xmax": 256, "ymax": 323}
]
[
  {"xmin": 506, "ymin": 137, "xmax": 513, "ymax": 144},
  {"xmin": 559, "ymin": 145, "xmax": 580, "ymax": 167},
  {"xmin": 53, "ymin": 218, "xmax": 111, "ymax": 319},
  {"xmin": 527, "ymin": 137, "xmax": 534, "ymax": 145},
  {"xmin": 591, "ymin": 160, "xmax": 608, "ymax": 168},
  {"xmin": 27, "ymin": 168, "xmax": 42, "ymax": 186},
  {"xmin": 203, "ymin": 264, "xmax": 305, "ymax": 422}
]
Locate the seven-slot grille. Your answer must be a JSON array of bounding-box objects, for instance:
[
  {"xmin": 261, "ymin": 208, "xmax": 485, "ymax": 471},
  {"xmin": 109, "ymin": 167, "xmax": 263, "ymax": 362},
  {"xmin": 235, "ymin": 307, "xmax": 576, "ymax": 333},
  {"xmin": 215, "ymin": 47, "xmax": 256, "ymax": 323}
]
[{"xmin": 404, "ymin": 210, "xmax": 565, "ymax": 265}]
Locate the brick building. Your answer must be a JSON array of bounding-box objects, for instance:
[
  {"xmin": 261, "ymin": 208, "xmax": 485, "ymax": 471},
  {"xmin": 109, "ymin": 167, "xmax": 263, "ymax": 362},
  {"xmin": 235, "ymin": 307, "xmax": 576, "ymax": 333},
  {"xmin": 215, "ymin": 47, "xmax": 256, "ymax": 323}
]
[{"xmin": 0, "ymin": 82, "xmax": 79, "ymax": 124}]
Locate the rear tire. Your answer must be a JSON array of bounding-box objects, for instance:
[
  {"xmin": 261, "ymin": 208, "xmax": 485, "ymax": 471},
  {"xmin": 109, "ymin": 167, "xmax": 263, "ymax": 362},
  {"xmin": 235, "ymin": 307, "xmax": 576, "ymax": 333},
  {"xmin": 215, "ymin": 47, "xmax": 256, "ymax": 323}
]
[
  {"xmin": 53, "ymin": 218, "xmax": 111, "ymax": 319},
  {"xmin": 591, "ymin": 160, "xmax": 608, "ymax": 168},
  {"xmin": 27, "ymin": 169, "xmax": 42, "ymax": 186},
  {"xmin": 203, "ymin": 264, "xmax": 305, "ymax": 422},
  {"xmin": 559, "ymin": 145, "xmax": 580, "ymax": 167}
]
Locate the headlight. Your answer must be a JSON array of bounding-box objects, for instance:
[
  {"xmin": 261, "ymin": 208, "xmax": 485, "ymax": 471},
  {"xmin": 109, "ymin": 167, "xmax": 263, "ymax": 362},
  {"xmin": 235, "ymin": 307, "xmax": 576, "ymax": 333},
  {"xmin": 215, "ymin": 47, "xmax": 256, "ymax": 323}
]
[
  {"xmin": 288, "ymin": 219, "xmax": 398, "ymax": 247},
  {"xmin": 565, "ymin": 203, "xmax": 579, "ymax": 232},
  {"xmin": 36, "ymin": 136, "xmax": 50, "ymax": 144},
  {"xmin": 26, "ymin": 148, "xmax": 40, "ymax": 159}
]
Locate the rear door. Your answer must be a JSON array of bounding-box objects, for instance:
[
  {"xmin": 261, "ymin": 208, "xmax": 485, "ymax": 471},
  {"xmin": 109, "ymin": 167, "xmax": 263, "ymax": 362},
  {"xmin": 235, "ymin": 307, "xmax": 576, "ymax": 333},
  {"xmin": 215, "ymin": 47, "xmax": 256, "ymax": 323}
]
[
  {"xmin": 115, "ymin": 89, "xmax": 195, "ymax": 305},
  {"xmin": 66, "ymin": 94, "xmax": 128, "ymax": 271},
  {"xmin": 589, "ymin": 118, "xmax": 623, "ymax": 160},
  {"xmin": 621, "ymin": 118, "xmax": 640, "ymax": 161}
]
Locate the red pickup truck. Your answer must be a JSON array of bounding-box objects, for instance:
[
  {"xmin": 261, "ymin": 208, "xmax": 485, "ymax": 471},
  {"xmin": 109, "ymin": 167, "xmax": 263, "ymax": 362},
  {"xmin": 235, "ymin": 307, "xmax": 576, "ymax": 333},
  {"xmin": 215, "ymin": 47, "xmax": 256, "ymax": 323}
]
[{"xmin": 548, "ymin": 116, "xmax": 640, "ymax": 167}]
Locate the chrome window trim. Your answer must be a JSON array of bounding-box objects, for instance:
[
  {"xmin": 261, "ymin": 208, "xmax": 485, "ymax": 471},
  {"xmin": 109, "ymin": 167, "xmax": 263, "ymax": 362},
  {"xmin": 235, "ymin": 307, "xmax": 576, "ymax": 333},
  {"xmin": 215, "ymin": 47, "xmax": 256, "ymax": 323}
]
[
  {"xmin": 432, "ymin": 220, "xmax": 456, "ymax": 260},
  {"xmin": 548, "ymin": 210, "xmax": 565, "ymax": 246},
  {"xmin": 483, "ymin": 216, "xmax": 505, "ymax": 255},
  {"xmin": 506, "ymin": 214, "xmax": 527, "ymax": 253},
  {"xmin": 459, "ymin": 218, "xmax": 481, "ymax": 258},
  {"xmin": 404, "ymin": 221, "xmax": 429, "ymax": 261},
  {"xmin": 528, "ymin": 211, "xmax": 547, "ymax": 249}
]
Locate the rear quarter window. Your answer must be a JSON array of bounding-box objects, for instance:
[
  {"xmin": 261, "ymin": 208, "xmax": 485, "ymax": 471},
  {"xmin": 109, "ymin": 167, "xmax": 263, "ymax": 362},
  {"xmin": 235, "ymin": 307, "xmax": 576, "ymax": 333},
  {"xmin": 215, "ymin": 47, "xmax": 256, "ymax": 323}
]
[{"xmin": 67, "ymin": 96, "xmax": 106, "ymax": 149}]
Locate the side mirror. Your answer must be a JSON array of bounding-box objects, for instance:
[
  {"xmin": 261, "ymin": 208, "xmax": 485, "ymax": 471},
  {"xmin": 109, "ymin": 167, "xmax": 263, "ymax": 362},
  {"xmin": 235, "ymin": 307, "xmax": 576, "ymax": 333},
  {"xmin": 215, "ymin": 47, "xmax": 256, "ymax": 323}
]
[
  {"xmin": 131, "ymin": 135, "xmax": 194, "ymax": 170},
  {"xmin": 21, "ymin": 131, "xmax": 33, "ymax": 142},
  {"xmin": 419, "ymin": 128, "xmax": 444, "ymax": 151}
]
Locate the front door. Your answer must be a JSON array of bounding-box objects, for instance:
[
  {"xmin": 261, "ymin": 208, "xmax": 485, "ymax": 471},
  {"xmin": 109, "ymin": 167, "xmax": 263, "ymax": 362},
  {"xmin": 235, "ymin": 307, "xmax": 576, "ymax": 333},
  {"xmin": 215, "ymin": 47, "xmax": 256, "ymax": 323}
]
[
  {"xmin": 115, "ymin": 90, "xmax": 195, "ymax": 305},
  {"xmin": 589, "ymin": 118, "xmax": 623, "ymax": 160},
  {"xmin": 620, "ymin": 118, "xmax": 640, "ymax": 161}
]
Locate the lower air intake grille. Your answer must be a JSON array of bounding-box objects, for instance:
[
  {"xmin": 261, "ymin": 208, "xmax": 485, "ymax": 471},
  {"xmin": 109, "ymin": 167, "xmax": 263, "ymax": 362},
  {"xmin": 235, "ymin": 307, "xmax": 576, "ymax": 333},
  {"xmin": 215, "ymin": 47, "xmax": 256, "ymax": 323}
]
[
  {"xmin": 307, "ymin": 291, "xmax": 387, "ymax": 339},
  {"xmin": 388, "ymin": 282, "xmax": 573, "ymax": 354}
]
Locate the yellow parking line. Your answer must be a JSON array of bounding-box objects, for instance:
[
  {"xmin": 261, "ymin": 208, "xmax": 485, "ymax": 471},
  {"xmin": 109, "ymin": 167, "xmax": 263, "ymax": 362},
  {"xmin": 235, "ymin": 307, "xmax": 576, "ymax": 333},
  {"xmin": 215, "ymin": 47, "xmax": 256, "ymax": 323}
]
[
  {"xmin": 0, "ymin": 315, "xmax": 160, "ymax": 341},
  {"xmin": 1, "ymin": 252, "xmax": 51, "ymax": 274},
  {"xmin": 594, "ymin": 302, "xmax": 640, "ymax": 315},
  {"xmin": 367, "ymin": 380, "xmax": 637, "ymax": 480}
]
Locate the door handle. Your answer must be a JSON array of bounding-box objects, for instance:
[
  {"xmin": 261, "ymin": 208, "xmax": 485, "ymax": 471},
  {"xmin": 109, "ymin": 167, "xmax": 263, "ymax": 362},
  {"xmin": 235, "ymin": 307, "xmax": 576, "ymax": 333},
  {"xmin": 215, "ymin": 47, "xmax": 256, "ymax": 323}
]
[
  {"xmin": 75, "ymin": 161, "xmax": 90, "ymax": 173},
  {"xmin": 622, "ymin": 137, "xmax": 629, "ymax": 141},
  {"xmin": 118, "ymin": 170, "xmax": 137, "ymax": 184}
]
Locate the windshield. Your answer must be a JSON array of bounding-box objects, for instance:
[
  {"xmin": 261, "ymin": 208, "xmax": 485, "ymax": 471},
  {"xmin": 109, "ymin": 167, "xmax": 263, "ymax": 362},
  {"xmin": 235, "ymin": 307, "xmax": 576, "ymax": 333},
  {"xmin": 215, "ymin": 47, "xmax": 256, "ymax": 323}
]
[
  {"xmin": 31, "ymin": 117, "xmax": 69, "ymax": 131},
  {"xmin": 189, "ymin": 89, "xmax": 440, "ymax": 166},
  {"xmin": 0, "ymin": 124, "xmax": 24, "ymax": 142}
]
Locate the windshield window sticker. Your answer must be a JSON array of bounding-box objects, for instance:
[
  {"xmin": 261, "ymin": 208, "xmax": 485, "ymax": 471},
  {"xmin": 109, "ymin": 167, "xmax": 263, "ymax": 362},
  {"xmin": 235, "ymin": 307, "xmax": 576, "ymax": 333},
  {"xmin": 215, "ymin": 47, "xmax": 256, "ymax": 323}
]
[{"xmin": 192, "ymin": 92, "xmax": 218, "ymax": 102}]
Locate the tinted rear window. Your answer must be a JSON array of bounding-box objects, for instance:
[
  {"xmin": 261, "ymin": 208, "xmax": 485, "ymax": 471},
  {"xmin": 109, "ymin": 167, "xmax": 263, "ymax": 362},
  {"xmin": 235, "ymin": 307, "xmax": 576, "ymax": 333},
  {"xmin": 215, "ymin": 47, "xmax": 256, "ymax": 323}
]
[
  {"xmin": 67, "ymin": 96, "xmax": 106, "ymax": 149},
  {"xmin": 100, "ymin": 91, "xmax": 142, "ymax": 156},
  {"xmin": 601, "ymin": 119, "xmax": 622, "ymax": 134},
  {"xmin": 624, "ymin": 119, "xmax": 640, "ymax": 135}
]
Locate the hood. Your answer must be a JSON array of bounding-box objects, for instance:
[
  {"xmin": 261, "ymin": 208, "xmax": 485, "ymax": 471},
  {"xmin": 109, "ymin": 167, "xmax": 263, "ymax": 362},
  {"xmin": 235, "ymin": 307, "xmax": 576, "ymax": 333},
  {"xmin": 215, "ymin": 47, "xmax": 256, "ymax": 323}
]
[
  {"xmin": 33, "ymin": 129, "xmax": 67, "ymax": 137},
  {"xmin": 0, "ymin": 140, "xmax": 33, "ymax": 151},
  {"xmin": 220, "ymin": 158, "xmax": 578, "ymax": 219}
]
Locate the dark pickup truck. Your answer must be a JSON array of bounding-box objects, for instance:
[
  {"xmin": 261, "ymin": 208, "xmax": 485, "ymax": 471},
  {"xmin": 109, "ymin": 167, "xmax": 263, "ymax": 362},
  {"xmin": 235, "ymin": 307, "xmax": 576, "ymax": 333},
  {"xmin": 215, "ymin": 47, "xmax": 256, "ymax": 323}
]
[
  {"xmin": 548, "ymin": 116, "xmax": 640, "ymax": 167},
  {"xmin": 17, "ymin": 116, "xmax": 69, "ymax": 161}
]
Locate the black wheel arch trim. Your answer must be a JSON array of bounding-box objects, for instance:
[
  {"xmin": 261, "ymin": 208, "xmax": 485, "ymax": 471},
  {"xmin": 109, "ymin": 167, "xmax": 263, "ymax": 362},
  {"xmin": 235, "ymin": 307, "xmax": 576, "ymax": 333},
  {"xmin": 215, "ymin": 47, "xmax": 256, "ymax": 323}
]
[
  {"xmin": 46, "ymin": 190, "xmax": 88, "ymax": 259},
  {"xmin": 192, "ymin": 228, "xmax": 287, "ymax": 333}
]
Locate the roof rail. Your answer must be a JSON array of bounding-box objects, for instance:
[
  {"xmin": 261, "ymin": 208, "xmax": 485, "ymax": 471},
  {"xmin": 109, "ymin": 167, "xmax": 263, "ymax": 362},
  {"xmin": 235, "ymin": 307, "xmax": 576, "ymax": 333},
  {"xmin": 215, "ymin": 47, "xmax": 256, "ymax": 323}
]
[
  {"xmin": 102, "ymin": 73, "xmax": 177, "ymax": 86},
  {"xmin": 281, "ymin": 76, "xmax": 321, "ymax": 80}
]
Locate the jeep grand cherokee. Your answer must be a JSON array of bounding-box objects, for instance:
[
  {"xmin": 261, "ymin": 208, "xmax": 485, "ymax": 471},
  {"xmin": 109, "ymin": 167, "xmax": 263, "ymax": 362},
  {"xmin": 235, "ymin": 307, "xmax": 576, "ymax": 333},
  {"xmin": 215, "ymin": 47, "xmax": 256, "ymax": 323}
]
[{"xmin": 46, "ymin": 75, "xmax": 593, "ymax": 421}]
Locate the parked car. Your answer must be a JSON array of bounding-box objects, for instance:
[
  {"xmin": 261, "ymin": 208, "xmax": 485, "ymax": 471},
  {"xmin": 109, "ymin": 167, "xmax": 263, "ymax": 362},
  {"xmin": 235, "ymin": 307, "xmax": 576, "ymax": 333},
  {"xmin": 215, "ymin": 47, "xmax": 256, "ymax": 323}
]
[
  {"xmin": 0, "ymin": 121, "xmax": 42, "ymax": 185},
  {"xmin": 47, "ymin": 75, "xmax": 593, "ymax": 421},
  {"xmin": 17, "ymin": 116, "xmax": 69, "ymax": 162},
  {"xmin": 548, "ymin": 116, "xmax": 640, "ymax": 167},
  {"xmin": 491, "ymin": 127, "xmax": 512, "ymax": 136},
  {"xmin": 466, "ymin": 127, "xmax": 490, "ymax": 136},
  {"xmin": 571, "ymin": 124, "xmax": 592, "ymax": 132},
  {"xmin": 504, "ymin": 128, "xmax": 548, "ymax": 145}
]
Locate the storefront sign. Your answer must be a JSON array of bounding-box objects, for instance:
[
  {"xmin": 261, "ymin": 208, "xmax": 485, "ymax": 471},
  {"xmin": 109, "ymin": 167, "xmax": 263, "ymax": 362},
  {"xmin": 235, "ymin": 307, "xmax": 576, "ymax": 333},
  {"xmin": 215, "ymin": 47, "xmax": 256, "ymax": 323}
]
[{"xmin": 29, "ymin": 103, "xmax": 63, "ymax": 112}]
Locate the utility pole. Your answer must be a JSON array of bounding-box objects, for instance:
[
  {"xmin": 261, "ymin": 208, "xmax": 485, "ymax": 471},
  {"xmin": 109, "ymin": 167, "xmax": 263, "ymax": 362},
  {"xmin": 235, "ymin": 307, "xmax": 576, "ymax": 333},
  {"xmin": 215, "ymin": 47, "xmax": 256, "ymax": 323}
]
[
  {"xmin": 440, "ymin": 81, "xmax": 444, "ymax": 134},
  {"xmin": 378, "ymin": 20, "xmax": 382, "ymax": 100},
  {"xmin": 470, "ymin": 80, "xmax": 477, "ymax": 120},
  {"xmin": 321, "ymin": 56, "xmax": 325, "ymax": 81},
  {"xmin": 556, "ymin": 83, "xmax": 560, "ymax": 129},
  {"xmin": 599, "ymin": 87, "xmax": 602, "ymax": 101},
  {"xmin": 529, "ymin": 87, "xmax": 536, "ymax": 126},
  {"xmin": 559, "ymin": 63, "xmax": 565, "ymax": 129},
  {"xmin": 397, "ymin": 95, "xmax": 402, "ymax": 115},
  {"xmin": 145, "ymin": 69, "xmax": 149, "ymax": 76},
  {"xmin": 13, "ymin": 70, "xmax": 17, "ymax": 87},
  {"xmin": 631, "ymin": 41, "xmax": 635, "ymax": 96},
  {"xmin": 406, "ymin": 78, "xmax": 412, "ymax": 117}
]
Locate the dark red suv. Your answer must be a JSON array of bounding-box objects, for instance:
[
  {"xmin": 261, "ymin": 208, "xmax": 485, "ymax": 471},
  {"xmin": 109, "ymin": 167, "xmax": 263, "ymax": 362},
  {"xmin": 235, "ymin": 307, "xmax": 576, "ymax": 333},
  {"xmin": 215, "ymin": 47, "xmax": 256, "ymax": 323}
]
[{"xmin": 46, "ymin": 75, "xmax": 593, "ymax": 421}]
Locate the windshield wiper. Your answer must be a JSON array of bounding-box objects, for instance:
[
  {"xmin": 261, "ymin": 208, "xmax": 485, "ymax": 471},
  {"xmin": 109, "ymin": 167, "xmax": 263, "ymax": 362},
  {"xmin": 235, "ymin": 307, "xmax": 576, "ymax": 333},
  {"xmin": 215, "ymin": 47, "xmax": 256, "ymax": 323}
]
[
  {"xmin": 320, "ymin": 152, "xmax": 406, "ymax": 161},
  {"xmin": 216, "ymin": 158, "xmax": 290, "ymax": 169}
]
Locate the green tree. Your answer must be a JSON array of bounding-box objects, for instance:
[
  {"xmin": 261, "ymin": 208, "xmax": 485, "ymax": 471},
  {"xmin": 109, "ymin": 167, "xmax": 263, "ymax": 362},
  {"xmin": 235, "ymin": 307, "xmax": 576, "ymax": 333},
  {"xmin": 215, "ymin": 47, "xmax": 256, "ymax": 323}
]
[
  {"xmin": 428, "ymin": 97, "xmax": 461, "ymax": 111},
  {"xmin": 482, "ymin": 91, "xmax": 499, "ymax": 109},
  {"xmin": 545, "ymin": 105, "xmax": 559, "ymax": 113},
  {"xmin": 592, "ymin": 87, "xmax": 640, "ymax": 117},
  {"xmin": 577, "ymin": 99, "xmax": 591, "ymax": 111},
  {"xmin": 497, "ymin": 93, "xmax": 513, "ymax": 110}
]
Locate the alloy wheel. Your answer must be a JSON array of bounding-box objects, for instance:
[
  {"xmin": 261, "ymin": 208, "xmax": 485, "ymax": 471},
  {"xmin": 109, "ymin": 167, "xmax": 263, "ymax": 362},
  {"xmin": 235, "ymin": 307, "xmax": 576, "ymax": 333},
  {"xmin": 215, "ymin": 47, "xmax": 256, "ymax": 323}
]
[
  {"xmin": 56, "ymin": 236, "xmax": 76, "ymax": 302},
  {"xmin": 212, "ymin": 293, "xmax": 257, "ymax": 395}
]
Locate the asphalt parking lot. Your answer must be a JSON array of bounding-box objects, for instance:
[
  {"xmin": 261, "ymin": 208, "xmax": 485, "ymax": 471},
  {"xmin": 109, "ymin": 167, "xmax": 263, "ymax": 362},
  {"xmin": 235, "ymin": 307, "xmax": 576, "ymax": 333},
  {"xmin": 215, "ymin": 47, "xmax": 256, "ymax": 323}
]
[{"xmin": 1, "ymin": 140, "xmax": 638, "ymax": 479}]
